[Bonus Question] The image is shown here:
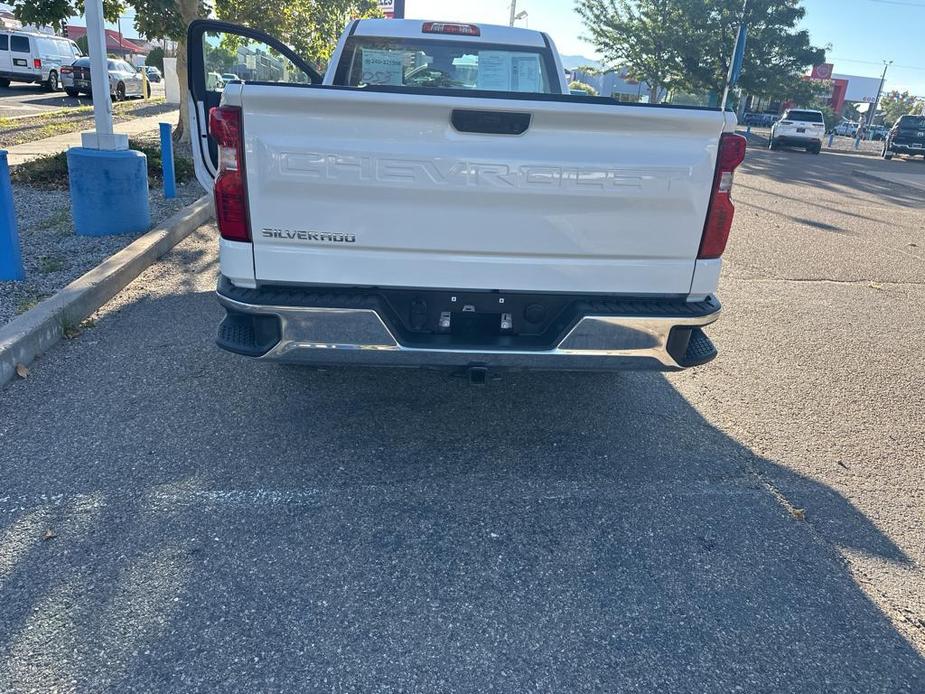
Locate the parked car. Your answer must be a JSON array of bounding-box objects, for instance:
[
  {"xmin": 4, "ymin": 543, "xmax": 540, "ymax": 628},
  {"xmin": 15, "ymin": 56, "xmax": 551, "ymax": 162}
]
[
  {"xmin": 860, "ymin": 124, "xmax": 889, "ymax": 141},
  {"xmin": 0, "ymin": 30, "xmax": 83, "ymax": 91},
  {"xmin": 142, "ymin": 65, "xmax": 162, "ymax": 82},
  {"xmin": 61, "ymin": 57, "xmax": 151, "ymax": 100},
  {"xmin": 882, "ymin": 114, "xmax": 925, "ymax": 160},
  {"xmin": 743, "ymin": 112, "xmax": 776, "ymax": 127},
  {"xmin": 187, "ymin": 18, "xmax": 745, "ymax": 375},
  {"xmin": 769, "ymin": 109, "xmax": 825, "ymax": 153},
  {"xmin": 221, "ymin": 72, "xmax": 240, "ymax": 83},
  {"xmin": 833, "ymin": 120, "xmax": 860, "ymax": 136},
  {"xmin": 206, "ymin": 71, "xmax": 225, "ymax": 90}
]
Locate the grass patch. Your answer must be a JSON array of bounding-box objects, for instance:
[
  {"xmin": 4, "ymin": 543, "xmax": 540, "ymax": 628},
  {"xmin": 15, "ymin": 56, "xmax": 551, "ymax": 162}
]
[
  {"xmin": 38, "ymin": 256, "xmax": 66, "ymax": 274},
  {"xmin": 15, "ymin": 293, "xmax": 49, "ymax": 315},
  {"xmin": 10, "ymin": 136, "xmax": 195, "ymax": 190},
  {"xmin": 35, "ymin": 208, "xmax": 72, "ymax": 231},
  {"xmin": 0, "ymin": 98, "xmax": 170, "ymax": 148}
]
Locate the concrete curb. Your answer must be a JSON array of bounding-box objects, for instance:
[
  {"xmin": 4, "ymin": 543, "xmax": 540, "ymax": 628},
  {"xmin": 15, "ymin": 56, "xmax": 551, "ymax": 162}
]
[{"xmin": 0, "ymin": 194, "xmax": 213, "ymax": 387}]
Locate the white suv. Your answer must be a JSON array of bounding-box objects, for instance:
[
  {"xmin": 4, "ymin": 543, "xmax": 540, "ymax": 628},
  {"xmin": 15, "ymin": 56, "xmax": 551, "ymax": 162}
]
[{"xmin": 769, "ymin": 109, "xmax": 826, "ymax": 154}]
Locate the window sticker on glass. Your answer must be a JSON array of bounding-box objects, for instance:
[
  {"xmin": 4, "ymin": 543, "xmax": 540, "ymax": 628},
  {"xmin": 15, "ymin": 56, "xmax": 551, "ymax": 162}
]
[
  {"xmin": 476, "ymin": 52, "xmax": 542, "ymax": 92},
  {"xmin": 361, "ymin": 49, "xmax": 404, "ymax": 86},
  {"xmin": 476, "ymin": 52, "xmax": 510, "ymax": 91},
  {"xmin": 511, "ymin": 55, "xmax": 541, "ymax": 92}
]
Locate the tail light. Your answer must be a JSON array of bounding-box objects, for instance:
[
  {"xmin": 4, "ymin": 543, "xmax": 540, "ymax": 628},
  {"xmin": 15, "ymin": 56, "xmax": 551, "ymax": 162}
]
[
  {"xmin": 60, "ymin": 66, "xmax": 72, "ymax": 75},
  {"xmin": 209, "ymin": 106, "xmax": 250, "ymax": 242},
  {"xmin": 33, "ymin": 58, "xmax": 42, "ymax": 69},
  {"xmin": 698, "ymin": 133, "xmax": 747, "ymax": 259},
  {"xmin": 423, "ymin": 22, "xmax": 481, "ymax": 36}
]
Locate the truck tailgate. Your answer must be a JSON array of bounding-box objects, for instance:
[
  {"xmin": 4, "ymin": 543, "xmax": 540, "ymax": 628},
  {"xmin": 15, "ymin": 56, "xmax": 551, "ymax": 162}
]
[{"xmin": 240, "ymin": 86, "xmax": 727, "ymax": 294}]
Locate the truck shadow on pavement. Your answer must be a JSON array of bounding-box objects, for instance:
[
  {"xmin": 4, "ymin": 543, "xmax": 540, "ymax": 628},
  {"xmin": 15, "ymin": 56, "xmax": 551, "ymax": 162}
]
[{"xmin": 0, "ymin": 287, "xmax": 923, "ymax": 691}]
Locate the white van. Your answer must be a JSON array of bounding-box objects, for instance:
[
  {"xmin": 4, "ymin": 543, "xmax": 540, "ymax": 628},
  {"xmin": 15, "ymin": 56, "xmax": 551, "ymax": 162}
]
[{"xmin": 0, "ymin": 30, "xmax": 83, "ymax": 91}]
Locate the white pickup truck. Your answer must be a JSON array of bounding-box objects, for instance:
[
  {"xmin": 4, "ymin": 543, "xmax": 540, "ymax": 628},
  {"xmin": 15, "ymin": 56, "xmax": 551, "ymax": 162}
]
[{"xmin": 187, "ymin": 18, "xmax": 745, "ymax": 380}]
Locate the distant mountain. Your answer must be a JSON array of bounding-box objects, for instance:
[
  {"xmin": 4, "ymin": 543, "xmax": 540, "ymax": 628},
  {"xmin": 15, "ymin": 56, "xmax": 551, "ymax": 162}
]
[{"xmin": 559, "ymin": 54, "xmax": 602, "ymax": 71}]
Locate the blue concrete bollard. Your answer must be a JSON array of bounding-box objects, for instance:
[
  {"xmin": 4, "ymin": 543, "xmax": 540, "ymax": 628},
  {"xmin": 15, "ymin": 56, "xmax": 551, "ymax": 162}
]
[
  {"xmin": 159, "ymin": 122, "xmax": 176, "ymax": 199},
  {"xmin": 0, "ymin": 151, "xmax": 25, "ymax": 281},
  {"xmin": 67, "ymin": 148, "xmax": 150, "ymax": 236}
]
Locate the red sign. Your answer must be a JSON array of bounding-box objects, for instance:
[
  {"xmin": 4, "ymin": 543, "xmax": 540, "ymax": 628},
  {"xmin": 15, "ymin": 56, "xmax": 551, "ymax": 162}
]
[{"xmin": 811, "ymin": 63, "xmax": 834, "ymax": 80}]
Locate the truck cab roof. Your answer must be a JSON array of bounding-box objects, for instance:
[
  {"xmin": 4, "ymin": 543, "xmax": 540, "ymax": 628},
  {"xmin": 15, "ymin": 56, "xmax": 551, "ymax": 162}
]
[{"xmin": 351, "ymin": 19, "xmax": 550, "ymax": 48}]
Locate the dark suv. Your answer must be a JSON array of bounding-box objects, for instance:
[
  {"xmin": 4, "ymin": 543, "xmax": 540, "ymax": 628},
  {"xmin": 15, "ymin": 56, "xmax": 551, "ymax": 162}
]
[{"xmin": 882, "ymin": 115, "xmax": 925, "ymax": 159}]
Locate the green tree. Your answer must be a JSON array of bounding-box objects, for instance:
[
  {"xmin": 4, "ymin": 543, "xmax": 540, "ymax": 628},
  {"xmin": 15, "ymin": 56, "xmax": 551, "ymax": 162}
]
[
  {"xmin": 204, "ymin": 42, "xmax": 236, "ymax": 74},
  {"xmin": 677, "ymin": 0, "xmax": 825, "ymax": 99},
  {"xmin": 12, "ymin": 0, "xmax": 123, "ymax": 32},
  {"xmin": 568, "ymin": 80, "xmax": 599, "ymax": 96},
  {"xmin": 576, "ymin": 0, "xmax": 686, "ymax": 102},
  {"xmin": 841, "ymin": 101, "xmax": 862, "ymax": 121},
  {"xmin": 879, "ymin": 90, "xmax": 920, "ymax": 126},
  {"xmin": 214, "ymin": 0, "xmax": 379, "ymax": 68},
  {"xmin": 145, "ymin": 45, "xmax": 164, "ymax": 71},
  {"xmin": 576, "ymin": 0, "xmax": 825, "ymax": 103}
]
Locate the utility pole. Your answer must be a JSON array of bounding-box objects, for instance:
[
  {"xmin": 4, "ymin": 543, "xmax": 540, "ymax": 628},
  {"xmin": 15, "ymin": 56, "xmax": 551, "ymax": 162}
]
[
  {"xmin": 867, "ymin": 60, "xmax": 892, "ymax": 133},
  {"xmin": 509, "ymin": 0, "xmax": 517, "ymax": 26}
]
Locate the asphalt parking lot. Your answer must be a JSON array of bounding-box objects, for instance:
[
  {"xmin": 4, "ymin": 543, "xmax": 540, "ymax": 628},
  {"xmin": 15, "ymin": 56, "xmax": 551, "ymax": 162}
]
[
  {"xmin": 0, "ymin": 80, "xmax": 166, "ymax": 118},
  {"xmin": 1, "ymin": 148, "xmax": 923, "ymax": 691}
]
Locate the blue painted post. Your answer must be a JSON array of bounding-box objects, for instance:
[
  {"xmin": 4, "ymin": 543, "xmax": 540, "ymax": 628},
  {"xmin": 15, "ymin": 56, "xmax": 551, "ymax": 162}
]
[
  {"xmin": 0, "ymin": 151, "xmax": 25, "ymax": 281},
  {"xmin": 159, "ymin": 122, "xmax": 176, "ymax": 199},
  {"xmin": 828, "ymin": 131, "xmax": 835, "ymax": 147}
]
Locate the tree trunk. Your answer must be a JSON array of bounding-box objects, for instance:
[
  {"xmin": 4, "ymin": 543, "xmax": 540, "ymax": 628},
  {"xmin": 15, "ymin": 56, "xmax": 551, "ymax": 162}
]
[
  {"xmin": 173, "ymin": 0, "xmax": 200, "ymax": 145},
  {"xmin": 173, "ymin": 34, "xmax": 189, "ymax": 144}
]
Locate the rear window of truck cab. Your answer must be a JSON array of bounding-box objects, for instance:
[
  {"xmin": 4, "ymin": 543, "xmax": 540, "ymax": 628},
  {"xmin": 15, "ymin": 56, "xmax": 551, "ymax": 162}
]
[
  {"xmin": 896, "ymin": 116, "xmax": 924, "ymax": 130},
  {"xmin": 334, "ymin": 37, "xmax": 558, "ymax": 94},
  {"xmin": 783, "ymin": 110, "xmax": 824, "ymax": 123}
]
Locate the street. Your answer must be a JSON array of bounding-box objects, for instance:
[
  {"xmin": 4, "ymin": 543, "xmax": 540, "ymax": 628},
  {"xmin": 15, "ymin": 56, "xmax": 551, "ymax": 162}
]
[
  {"xmin": 0, "ymin": 80, "xmax": 166, "ymax": 119},
  {"xmin": 0, "ymin": 147, "xmax": 923, "ymax": 691}
]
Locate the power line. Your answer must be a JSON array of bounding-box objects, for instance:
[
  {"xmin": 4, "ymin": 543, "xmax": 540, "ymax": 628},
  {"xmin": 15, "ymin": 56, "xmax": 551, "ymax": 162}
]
[
  {"xmin": 864, "ymin": 0, "xmax": 925, "ymax": 7},
  {"xmin": 832, "ymin": 57, "xmax": 925, "ymax": 71}
]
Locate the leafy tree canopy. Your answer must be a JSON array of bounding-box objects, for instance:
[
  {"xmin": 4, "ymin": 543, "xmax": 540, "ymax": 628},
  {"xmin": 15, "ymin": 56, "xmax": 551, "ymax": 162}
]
[
  {"xmin": 879, "ymin": 90, "xmax": 922, "ymax": 125},
  {"xmin": 145, "ymin": 45, "xmax": 164, "ymax": 70},
  {"xmin": 12, "ymin": 0, "xmax": 123, "ymax": 31},
  {"xmin": 568, "ymin": 80, "xmax": 599, "ymax": 96},
  {"xmin": 214, "ymin": 0, "xmax": 380, "ymax": 68},
  {"xmin": 576, "ymin": 0, "xmax": 826, "ymax": 102}
]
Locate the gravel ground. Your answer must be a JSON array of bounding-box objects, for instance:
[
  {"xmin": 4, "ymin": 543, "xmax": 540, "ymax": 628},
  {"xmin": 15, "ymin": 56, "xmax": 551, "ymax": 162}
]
[{"xmin": 0, "ymin": 180, "xmax": 203, "ymax": 326}]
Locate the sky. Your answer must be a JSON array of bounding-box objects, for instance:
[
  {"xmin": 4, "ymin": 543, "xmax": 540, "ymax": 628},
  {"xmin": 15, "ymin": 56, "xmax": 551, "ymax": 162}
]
[{"xmin": 406, "ymin": 0, "xmax": 925, "ymax": 96}]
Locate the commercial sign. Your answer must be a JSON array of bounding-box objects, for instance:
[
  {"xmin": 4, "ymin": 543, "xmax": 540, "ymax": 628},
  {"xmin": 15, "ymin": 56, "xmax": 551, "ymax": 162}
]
[
  {"xmin": 378, "ymin": 0, "xmax": 394, "ymax": 18},
  {"xmin": 811, "ymin": 63, "xmax": 834, "ymax": 80}
]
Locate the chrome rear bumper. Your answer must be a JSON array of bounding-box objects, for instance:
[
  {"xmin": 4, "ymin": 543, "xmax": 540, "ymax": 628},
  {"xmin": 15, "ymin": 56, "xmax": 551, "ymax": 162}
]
[{"xmin": 215, "ymin": 282, "xmax": 721, "ymax": 372}]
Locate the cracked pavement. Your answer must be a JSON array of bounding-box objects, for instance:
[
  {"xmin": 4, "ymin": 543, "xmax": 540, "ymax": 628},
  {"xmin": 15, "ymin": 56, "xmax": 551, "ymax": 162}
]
[{"xmin": 0, "ymin": 147, "xmax": 923, "ymax": 692}]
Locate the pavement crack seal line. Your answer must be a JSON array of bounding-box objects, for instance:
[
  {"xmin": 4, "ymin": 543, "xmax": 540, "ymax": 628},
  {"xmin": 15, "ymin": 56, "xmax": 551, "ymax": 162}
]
[
  {"xmin": 740, "ymin": 452, "xmax": 925, "ymax": 652},
  {"xmin": 0, "ymin": 194, "xmax": 214, "ymax": 387},
  {"xmin": 724, "ymin": 276, "xmax": 925, "ymax": 287}
]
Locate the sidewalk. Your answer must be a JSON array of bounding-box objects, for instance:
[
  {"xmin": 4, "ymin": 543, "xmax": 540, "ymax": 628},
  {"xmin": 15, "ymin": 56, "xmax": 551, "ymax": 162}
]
[{"xmin": 5, "ymin": 110, "xmax": 179, "ymax": 166}]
